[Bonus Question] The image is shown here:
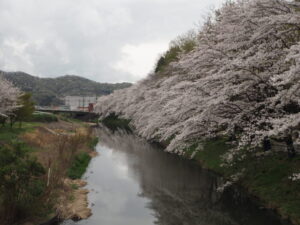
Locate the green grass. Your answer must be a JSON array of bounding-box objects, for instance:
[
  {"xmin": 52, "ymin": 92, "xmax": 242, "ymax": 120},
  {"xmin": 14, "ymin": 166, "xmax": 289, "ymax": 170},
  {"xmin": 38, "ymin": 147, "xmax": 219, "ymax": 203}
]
[
  {"xmin": 197, "ymin": 138, "xmax": 231, "ymax": 172},
  {"xmin": 67, "ymin": 152, "xmax": 91, "ymax": 179},
  {"xmin": 27, "ymin": 112, "xmax": 58, "ymax": 123},
  {"xmin": 0, "ymin": 122, "xmax": 40, "ymax": 143},
  {"xmin": 183, "ymin": 137, "xmax": 300, "ymax": 224}
]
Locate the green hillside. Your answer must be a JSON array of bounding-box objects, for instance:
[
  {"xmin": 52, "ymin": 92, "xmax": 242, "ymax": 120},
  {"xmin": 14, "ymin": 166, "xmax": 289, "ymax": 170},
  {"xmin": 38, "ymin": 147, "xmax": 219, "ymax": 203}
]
[{"xmin": 1, "ymin": 71, "xmax": 131, "ymax": 106}]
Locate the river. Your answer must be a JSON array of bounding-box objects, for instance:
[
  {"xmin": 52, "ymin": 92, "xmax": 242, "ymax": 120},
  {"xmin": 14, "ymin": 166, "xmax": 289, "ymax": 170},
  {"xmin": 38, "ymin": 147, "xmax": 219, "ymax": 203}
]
[{"xmin": 61, "ymin": 127, "xmax": 289, "ymax": 225}]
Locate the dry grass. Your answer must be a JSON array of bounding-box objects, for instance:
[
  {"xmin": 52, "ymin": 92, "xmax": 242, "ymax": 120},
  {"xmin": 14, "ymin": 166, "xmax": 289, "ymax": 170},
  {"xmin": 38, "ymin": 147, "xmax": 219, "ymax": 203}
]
[
  {"xmin": 56, "ymin": 179, "xmax": 92, "ymax": 220},
  {"xmin": 20, "ymin": 121, "xmax": 95, "ymax": 219}
]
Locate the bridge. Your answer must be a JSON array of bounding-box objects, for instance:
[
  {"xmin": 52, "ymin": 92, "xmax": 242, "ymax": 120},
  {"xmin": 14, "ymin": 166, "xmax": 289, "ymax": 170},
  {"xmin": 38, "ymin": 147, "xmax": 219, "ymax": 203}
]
[
  {"xmin": 36, "ymin": 108, "xmax": 95, "ymax": 115},
  {"xmin": 35, "ymin": 107, "xmax": 98, "ymax": 121}
]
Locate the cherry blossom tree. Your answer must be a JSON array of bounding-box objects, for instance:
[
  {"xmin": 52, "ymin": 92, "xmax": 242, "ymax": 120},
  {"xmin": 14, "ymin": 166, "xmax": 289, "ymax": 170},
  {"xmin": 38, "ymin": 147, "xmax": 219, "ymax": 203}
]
[
  {"xmin": 0, "ymin": 75, "xmax": 20, "ymax": 117},
  {"xmin": 95, "ymin": 0, "xmax": 300, "ymax": 158}
]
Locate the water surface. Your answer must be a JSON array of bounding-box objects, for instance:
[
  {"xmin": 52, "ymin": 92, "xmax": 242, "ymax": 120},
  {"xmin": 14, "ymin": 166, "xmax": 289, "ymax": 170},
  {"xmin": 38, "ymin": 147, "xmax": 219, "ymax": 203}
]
[{"xmin": 62, "ymin": 128, "xmax": 288, "ymax": 225}]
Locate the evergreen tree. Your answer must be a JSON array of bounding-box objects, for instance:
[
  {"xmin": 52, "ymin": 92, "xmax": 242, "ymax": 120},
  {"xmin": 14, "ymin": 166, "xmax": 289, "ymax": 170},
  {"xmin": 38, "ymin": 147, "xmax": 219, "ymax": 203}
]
[{"xmin": 10, "ymin": 93, "xmax": 35, "ymax": 128}]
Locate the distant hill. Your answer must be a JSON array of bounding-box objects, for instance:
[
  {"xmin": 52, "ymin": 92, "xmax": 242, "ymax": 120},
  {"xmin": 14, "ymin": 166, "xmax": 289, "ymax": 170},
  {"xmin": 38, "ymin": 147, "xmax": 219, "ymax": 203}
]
[{"xmin": 1, "ymin": 71, "xmax": 132, "ymax": 106}]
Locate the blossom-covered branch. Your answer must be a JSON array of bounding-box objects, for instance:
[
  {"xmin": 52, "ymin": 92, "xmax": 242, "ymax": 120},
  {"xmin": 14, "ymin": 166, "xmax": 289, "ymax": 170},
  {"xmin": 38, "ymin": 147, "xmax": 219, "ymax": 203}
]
[
  {"xmin": 0, "ymin": 75, "xmax": 20, "ymax": 117},
  {"xmin": 96, "ymin": 0, "xmax": 300, "ymax": 155}
]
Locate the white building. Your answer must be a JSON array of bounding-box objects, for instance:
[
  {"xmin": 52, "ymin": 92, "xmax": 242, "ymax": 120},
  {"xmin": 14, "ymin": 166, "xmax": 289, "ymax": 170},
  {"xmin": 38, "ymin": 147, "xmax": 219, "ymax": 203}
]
[{"xmin": 64, "ymin": 96, "xmax": 98, "ymax": 111}]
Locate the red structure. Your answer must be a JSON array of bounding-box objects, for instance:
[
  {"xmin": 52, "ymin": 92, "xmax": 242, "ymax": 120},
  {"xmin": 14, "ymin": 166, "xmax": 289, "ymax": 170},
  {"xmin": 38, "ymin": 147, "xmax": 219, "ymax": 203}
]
[{"xmin": 88, "ymin": 103, "xmax": 94, "ymax": 112}]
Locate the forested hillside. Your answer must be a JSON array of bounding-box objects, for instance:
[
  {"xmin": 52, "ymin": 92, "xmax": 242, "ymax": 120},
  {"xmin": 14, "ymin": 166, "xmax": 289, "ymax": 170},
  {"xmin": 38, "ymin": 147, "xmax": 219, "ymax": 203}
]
[
  {"xmin": 1, "ymin": 71, "xmax": 131, "ymax": 106},
  {"xmin": 96, "ymin": 0, "xmax": 300, "ymax": 159}
]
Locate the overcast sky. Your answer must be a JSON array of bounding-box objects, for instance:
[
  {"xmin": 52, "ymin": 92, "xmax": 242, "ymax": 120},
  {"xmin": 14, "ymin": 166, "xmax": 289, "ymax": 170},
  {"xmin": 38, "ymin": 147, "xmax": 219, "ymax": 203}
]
[{"xmin": 0, "ymin": 0, "xmax": 225, "ymax": 83}]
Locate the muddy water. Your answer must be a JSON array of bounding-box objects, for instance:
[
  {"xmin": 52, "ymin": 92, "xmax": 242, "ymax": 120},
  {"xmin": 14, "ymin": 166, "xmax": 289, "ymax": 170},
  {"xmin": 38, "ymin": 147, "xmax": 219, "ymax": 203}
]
[{"xmin": 61, "ymin": 128, "xmax": 289, "ymax": 225}]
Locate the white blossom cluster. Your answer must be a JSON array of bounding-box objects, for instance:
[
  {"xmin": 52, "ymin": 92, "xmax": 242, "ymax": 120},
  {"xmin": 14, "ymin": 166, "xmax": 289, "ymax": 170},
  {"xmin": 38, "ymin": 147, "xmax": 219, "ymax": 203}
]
[
  {"xmin": 96, "ymin": 0, "xmax": 300, "ymax": 155},
  {"xmin": 289, "ymin": 173, "xmax": 300, "ymax": 181},
  {"xmin": 0, "ymin": 75, "xmax": 20, "ymax": 117},
  {"xmin": 217, "ymin": 171, "xmax": 244, "ymax": 192}
]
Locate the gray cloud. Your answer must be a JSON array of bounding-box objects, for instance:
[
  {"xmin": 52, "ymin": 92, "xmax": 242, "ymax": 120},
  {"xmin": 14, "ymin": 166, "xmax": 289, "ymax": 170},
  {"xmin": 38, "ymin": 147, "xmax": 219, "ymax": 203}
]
[{"xmin": 0, "ymin": 0, "xmax": 224, "ymax": 83}]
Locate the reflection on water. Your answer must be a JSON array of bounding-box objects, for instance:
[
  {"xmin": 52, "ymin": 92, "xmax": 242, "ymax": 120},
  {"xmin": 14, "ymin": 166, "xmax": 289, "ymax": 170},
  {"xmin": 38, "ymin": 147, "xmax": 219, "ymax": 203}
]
[{"xmin": 62, "ymin": 127, "xmax": 288, "ymax": 225}]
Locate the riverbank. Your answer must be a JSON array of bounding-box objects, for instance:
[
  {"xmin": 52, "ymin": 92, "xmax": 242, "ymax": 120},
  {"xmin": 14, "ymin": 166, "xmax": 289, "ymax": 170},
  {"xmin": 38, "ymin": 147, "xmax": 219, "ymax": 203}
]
[
  {"xmin": 100, "ymin": 118, "xmax": 300, "ymax": 225},
  {"xmin": 183, "ymin": 137, "xmax": 300, "ymax": 225},
  {"xmin": 0, "ymin": 116, "xmax": 97, "ymax": 225}
]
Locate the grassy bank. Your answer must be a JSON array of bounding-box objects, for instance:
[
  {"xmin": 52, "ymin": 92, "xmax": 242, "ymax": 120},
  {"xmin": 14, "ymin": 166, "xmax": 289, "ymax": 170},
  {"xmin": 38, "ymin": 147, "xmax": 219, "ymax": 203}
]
[
  {"xmin": 67, "ymin": 153, "xmax": 92, "ymax": 179},
  {"xmin": 184, "ymin": 138, "xmax": 300, "ymax": 225},
  {"xmin": 0, "ymin": 114, "xmax": 98, "ymax": 225}
]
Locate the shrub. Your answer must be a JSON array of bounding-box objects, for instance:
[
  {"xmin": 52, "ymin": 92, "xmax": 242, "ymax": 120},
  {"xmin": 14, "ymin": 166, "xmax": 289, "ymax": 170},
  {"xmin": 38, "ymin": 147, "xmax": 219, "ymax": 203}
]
[
  {"xmin": 0, "ymin": 142, "xmax": 46, "ymax": 223},
  {"xmin": 28, "ymin": 112, "xmax": 58, "ymax": 123},
  {"xmin": 101, "ymin": 113, "xmax": 131, "ymax": 132}
]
